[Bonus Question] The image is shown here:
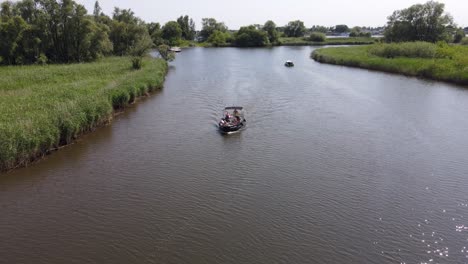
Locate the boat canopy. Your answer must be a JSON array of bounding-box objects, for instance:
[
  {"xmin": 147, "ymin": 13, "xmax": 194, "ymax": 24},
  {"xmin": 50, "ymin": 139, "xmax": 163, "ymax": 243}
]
[{"xmin": 224, "ymin": 106, "xmax": 243, "ymax": 110}]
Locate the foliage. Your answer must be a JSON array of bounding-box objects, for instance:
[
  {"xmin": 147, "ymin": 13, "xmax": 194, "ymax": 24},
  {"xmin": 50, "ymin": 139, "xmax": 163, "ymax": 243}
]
[
  {"xmin": 0, "ymin": 57, "xmax": 168, "ymax": 171},
  {"xmin": 207, "ymin": 30, "xmax": 230, "ymax": 46},
  {"xmin": 279, "ymin": 37, "xmax": 375, "ymax": 46},
  {"xmin": 263, "ymin": 20, "xmax": 279, "ymax": 44},
  {"xmin": 157, "ymin": 44, "xmax": 175, "ymax": 61},
  {"xmin": 176, "ymin": 15, "xmax": 196, "ymax": 40},
  {"xmin": 453, "ymin": 28, "xmax": 466, "ymax": 43},
  {"xmin": 310, "ymin": 25, "xmax": 329, "ymax": 33},
  {"xmin": 161, "ymin": 21, "xmax": 182, "ymax": 46},
  {"xmin": 349, "ymin": 27, "xmax": 371, "ymax": 38},
  {"xmin": 284, "ymin": 20, "xmax": 306, "ymax": 37},
  {"xmin": 110, "ymin": 8, "xmax": 151, "ymax": 56},
  {"xmin": 384, "ymin": 1, "xmax": 454, "ymax": 42},
  {"xmin": 129, "ymin": 33, "xmax": 153, "ymax": 69},
  {"xmin": 233, "ymin": 25, "xmax": 269, "ymax": 47},
  {"xmin": 199, "ymin": 18, "xmax": 228, "ymax": 42},
  {"xmin": 334, "ymin": 24, "xmax": 349, "ymax": 33},
  {"xmin": 312, "ymin": 44, "xmax": 468, "ymax": 85},
  {"xmin": 462, "ymin": 38, "xmax": 468, "ymax": 46},
  {"xmin": 308, "ymin": 32, "xmax": 326, "ymax": 42},
  {"xmin": 147, "ymin": 22, "xmax": 163, "ymax": 45}
]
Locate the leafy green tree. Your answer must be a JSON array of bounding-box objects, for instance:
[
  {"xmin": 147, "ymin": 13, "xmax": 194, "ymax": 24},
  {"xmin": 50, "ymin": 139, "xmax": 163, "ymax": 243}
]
[
  {"xmin": 310, "ymin": 25, "xmax": 328, "ymax": 33},
  {"xmin": 284, "ymin": 20, "xmax": 306, "ymax": 37},
  {"xmin": 161, "ymin": 21, "xmax": 182, "ymax": 46},
  {"xmin": 453, "ymin": 28, "xmax": 466, "ymax": 43},
  {"xmin": 93, "ymin": 0, "xmax": 102, "ymax": 18},
  {"xmin": 308, "ymin": 32, "xmax": 326, "ymax": 42},
  {"xmin": 176, "ymin": 15, "xmax": 196, "ymax": 40},
  {"xmin": 384, "ymin": 1, "xmax": 454, "ymax": 42},
  {"xmin": 147, "ymin": 22, "xmax": 163, "ymax": 45},
  {"xmin": 207, "ymin": 30, "xmax": 228, "ymax": 46},
  {"xmin": 110, "ymin": 7, "xmax": 148, "ymax": 56},
  {"xmin": 263, "ymin": 20, "xmax": 279, "ymax": 44},
  {"xmin": 157, "ymin": 44, "xmax": 175, "ymax": 61},
  {"xmin": 234, "ymin": 25, "xmax": 269, "ymax": 47},
  {"xmin": 130, "ymin": 33, "xmax": 153, "ymax": 69},
  {"xmin": 199, "ymin": 18, "xmax": 227, "ymax": 42},
  {"xmin": 334, "ymin": 24, "xmax": 349, "ymax": 33}
]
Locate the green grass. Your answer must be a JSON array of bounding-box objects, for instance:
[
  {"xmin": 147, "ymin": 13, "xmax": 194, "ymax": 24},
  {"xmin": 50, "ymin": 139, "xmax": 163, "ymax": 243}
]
[
  {"xmin": 311, "ymin": 44, "xmax": 468, "ymax": 85},
  {"xmin": 0, "ymin": 56, "xmax": 168, "ymax": 172},
  {"xmin": 279, "ymin": 37, "xmax": 377, "ymax": 46}
]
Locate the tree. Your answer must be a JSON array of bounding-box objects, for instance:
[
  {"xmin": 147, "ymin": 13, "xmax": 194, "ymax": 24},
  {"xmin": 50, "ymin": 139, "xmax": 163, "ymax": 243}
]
[
  {"xmin": 308, "ymin": 32, "xmax": 326, "ymax": 42},
  {"xmin": 234, "ymin": 25, "xmax": 269, "ymax": 47},
  {"xmin": 310, "ymin": 25, "xmax": 328, "ymax": 33},
  {"xmin": 199, "ymin": 18, "xmax": 227, "ymax": 42},
  {"xmin": 284, "ymin": 20, "xmax": 306, "ymax": 37},
  {"xmin": 263, "ymin": 20, "xmax": 279, "ymax": 44},
  {"xmin": 384, "ymin": 1, "xmax": 454, "ymax": 42},
  {"xmin": 130, "ymin": 33, "xmax": 152, "ymax": 69},
  {"xmin": 207, "ymin": 30, "xmax": 228, "ymax": 46},
  {"xmin": 161, "ymin": 21, "xmax": 182, "ymax": 46},
  {"xmin": 176, "ymin": 15, "xmax": 195, "ymax": 40},
  {"xmin": 334, "ymin": 24, "xmax": 349, "ymax": 33},
  {"xmin": 157, "ymin": 44, "xmax": 175, "ymax": 61},
  {"xmin": 110, "ymin": 7, "xmax": 148, "ymax": 56},
  {"xmin": 453, "ymin": 28, "xmax": 466, "ymax": 43},
  {"xmin": 93, "ymin": 1, "xmax": 101, "ymax": 18},
  {"xmin": 147, "ymin": 22, "xmax": 163, "ymax": 45}
]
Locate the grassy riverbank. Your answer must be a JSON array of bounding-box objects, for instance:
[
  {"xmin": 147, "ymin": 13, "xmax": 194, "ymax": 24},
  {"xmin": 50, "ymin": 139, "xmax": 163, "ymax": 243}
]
[
  {"xmin": 0, "ymin": 56, "xmax": 167, "ymax": 172},
  {"xmin": 279, "ymin": 37, "xmax": 377, "ymax": 46},
  {"xmin": 312, "ymin": 44, "xmax": 468, "ymax": 85}
]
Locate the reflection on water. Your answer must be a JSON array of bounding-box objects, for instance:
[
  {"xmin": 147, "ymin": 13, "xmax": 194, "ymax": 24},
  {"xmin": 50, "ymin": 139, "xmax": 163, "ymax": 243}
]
[{"xmin": 1, "ymin": 47, "xmax": 468, "ymax": 264}]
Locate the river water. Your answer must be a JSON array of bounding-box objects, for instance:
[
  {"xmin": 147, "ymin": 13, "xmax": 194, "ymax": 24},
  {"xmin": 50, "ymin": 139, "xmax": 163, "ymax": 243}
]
[{"xmin": 2, "ymin": 46, "xmax": 468, "ymax": 264}]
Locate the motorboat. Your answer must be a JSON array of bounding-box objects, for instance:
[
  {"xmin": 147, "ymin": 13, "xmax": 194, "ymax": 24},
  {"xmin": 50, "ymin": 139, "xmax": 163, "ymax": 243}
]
[
  {"xmin": 284, "ymin": 60, "xmax": 294, "ymax": 67},
  {"xmin": 169, "ymin": 47, "xmax": 182, "ymax": 52},
  {"xmin": 218, "ymin": 106, "xmax": 246, "ymax": 134}
]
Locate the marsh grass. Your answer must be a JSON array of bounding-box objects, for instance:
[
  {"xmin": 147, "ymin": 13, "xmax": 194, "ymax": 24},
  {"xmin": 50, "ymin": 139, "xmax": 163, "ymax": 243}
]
[
  {"xmin": 311, "ymin": 44, "xmax": 468, "ymax": 85},
  {"xmin": 0, "ymin": 56, "xmax": 167, "ymax": 172}
]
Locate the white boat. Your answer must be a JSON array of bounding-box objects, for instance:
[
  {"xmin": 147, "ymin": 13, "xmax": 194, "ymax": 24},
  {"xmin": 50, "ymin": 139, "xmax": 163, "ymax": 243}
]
[{"xmin": 169, "ymin": 47, "xmax": 182, "ymax": 52}]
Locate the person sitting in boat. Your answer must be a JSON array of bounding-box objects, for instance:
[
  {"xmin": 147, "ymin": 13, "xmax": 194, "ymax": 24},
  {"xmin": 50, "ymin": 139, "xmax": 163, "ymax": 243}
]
[
  {"xmin": 233, "ymin": 109, "xmax": 240, "ymax": 117},
  {"xmin": 225, "ymin": 112, "xmax": 231, "ymax": 122}
]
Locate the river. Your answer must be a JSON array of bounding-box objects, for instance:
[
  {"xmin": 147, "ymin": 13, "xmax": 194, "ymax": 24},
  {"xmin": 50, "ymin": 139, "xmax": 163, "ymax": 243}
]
[{"xmin": 1, "ymin": 46, "xmax": 468, "ymax": 264}]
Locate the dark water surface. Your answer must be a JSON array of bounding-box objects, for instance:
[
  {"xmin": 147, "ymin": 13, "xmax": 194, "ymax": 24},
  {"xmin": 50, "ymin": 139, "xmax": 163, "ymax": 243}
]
[{"xmin": 2, "ymin": 47, "xmax": 468, "ymax": 264}]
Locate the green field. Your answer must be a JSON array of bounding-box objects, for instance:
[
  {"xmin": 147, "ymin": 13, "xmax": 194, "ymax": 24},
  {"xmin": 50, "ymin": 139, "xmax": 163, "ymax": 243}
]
[
  {"xmin": 0, "ymin": 56, "xmax": 167, "ymax": 172},
  {"xmin": 279, "ymin": 37, "xmax": 376, "ymax": 46},
  {"xmin": 312, "ymin": 44, "xmax": 468, "ymax": 85}
]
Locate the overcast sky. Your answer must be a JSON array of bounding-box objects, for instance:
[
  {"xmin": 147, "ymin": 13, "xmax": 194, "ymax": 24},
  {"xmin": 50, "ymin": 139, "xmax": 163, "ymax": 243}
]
[{"xmin": 76, "ymin": 0, "xmax": 467, "ymax": 28}]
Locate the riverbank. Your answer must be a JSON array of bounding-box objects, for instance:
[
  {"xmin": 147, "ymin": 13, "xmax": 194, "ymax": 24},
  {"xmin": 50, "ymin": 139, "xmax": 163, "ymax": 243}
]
[
  {"xmin": 181, "ymin": 37, "xmax": 377, "ymax": 48},
  {"xmin": 0, "ymin": 56, "xmax": 168, "ymax": 172},
  {"xmin": 279, "ymin": 37, "xmax": 376, "ymax": 46},
  {"xmin": 312, "ymin": 44, "xmax": 468, "ymax": 85}
]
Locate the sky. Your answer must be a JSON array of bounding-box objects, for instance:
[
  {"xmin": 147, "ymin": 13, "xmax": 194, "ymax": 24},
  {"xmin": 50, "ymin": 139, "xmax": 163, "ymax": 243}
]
[{"xmin": 78, "ymin": 0, "xmax": 467, "ymax": 29}]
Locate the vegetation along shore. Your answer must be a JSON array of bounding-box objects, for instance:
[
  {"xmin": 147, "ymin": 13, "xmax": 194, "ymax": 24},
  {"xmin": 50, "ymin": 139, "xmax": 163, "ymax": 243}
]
[
  {"xmin": 312, "ymin": 43, "xmax": 468, "ymax": 85},
  {"xmin": 0, "ymin": 57, "xmax": 167, "ymax": 172},
  {"xmin": 312, "ymin": 1, "xmax": 468, "ymax": 85}
]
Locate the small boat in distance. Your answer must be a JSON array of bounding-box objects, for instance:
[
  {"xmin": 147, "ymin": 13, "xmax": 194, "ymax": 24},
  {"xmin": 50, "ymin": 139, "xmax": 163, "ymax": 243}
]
[
  {"xmin": 219, "ymin": 106, "xmax": 246, "ymax": 134},
  {"xmin": 285, "ymin": 60, "xmax": 294, "ymax": 67},
  {"xmin": 169, "ymin": 47, "xmax": 182, "ymax": 52}
]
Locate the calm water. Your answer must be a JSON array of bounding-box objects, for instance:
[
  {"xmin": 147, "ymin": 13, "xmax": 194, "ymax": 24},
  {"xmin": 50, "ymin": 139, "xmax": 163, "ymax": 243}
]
[{"xmin": 2, "ymin": 47, "xmax": 468, "ymax": 264}]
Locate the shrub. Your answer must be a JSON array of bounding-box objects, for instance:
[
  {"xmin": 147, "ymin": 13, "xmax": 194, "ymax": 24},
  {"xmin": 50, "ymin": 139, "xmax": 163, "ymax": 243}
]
[
  {"xmin": 36, "ymin": 53, "xmax": 48, "ymax": 65},
  {"xmin": 308, "ymin": 32, "xmax": 326, "ymax": 42},
  {"xmin": 461, "ymin": 37, "xmax": 468, "ymax": 45},
  {"xmin": 131, "ymin": 57, "xmax": 143, "ymax": 69}
]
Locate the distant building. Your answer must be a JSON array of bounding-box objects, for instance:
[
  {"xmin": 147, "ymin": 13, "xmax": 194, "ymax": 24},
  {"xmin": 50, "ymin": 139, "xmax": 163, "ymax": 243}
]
[{"xmin": 464, "ymin": 27, "xmax": 468, "ymax": 34}]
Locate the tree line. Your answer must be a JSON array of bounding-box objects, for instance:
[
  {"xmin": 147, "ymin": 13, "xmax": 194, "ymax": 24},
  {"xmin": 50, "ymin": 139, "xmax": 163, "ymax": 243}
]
[{"xmin": 1, "ymin": 0, "xmax": 466, "ymax": 65}]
